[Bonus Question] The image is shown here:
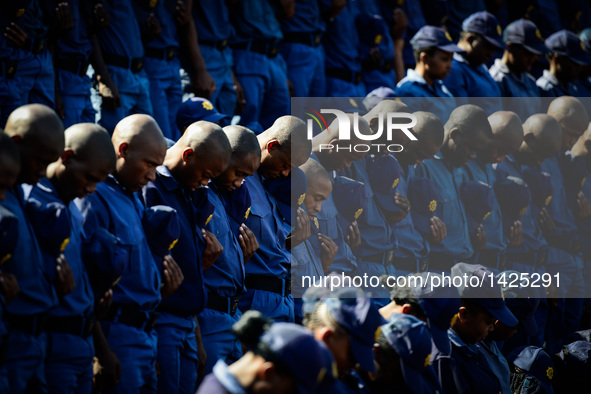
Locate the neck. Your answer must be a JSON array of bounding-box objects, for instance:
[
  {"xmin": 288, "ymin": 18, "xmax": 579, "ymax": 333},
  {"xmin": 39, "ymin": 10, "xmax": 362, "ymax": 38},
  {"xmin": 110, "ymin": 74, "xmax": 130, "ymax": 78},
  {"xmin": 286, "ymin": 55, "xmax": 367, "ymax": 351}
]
[
  {"xmin": 502, "ymin": 51, "xmax": 520, "ymax": 76},
  {"xmin": 46, "ymin": 162, "xmax": 70, "ymax": 203},
  {"xmin": 379, "ymin": 302, "xmax": 401, "ymax": 321},
  {"xmin": 227, "ymin": 353, "xmax": 265, "ymax": 389},
  {"xmin": 163, "ymin": 150, "xmax": 186, "ymax": 187},
  {"xmin": 571, "ymin": 139, "xmax": 587, "ymax": 157},
  {"xmin": 415, "ymin": 63, "xmax": 434, "ymax": 87}
]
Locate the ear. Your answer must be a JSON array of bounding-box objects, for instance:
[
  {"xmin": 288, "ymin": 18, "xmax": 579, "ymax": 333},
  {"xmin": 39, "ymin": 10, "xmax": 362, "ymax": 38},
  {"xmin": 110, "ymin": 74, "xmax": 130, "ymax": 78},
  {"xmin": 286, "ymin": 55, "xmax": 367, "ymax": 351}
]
[
  {"xmin": 457, "ymin": 306, "xmax": 469, "ymax": 322},
  {"xmin": 584, "ymin": 138, "xmax": 591, "ymax": 154},
  {"xmin": 328, "ymin": 138, "xmax": 340, "ymax": 152},
  {"xmin": 401, "ymin": 304, "xmax": 413, "ymax": 315},
  {"xmin": 420, "ymin": 51, "xmax": 428, "ymax": 64},
  {"xmin": 118, "ymin": 142, "xmax": 129, "ymax": 158},
  {"xmin": 61, "ymin": 149, "xmax": 75, "ymax": 164},
  {"xmin": 466, "ymin": 33, "xmax": 477, "ymax": 46},
  {"xmin": 258, "ymin": 362, "xmax": 276, "ymax": 380},
  {"xmin": 448, "ymin": 127, "xmax": 461, "ymax": 142},
  {"xmin": 182, "ymin": 147, "xmax": 194, "ymax": 163},
  {"xmin": 370, "ymin": 117, "xmax": 380, "ymax": 132},
  {"xmin": 266, "ymin": 139, "xmax": 280, "ymax": 152},
  {"xmin": 317, "ymin": 326, "xmax": 333, "ymax": 343},
  {"xmin": 373, "ymin": 343, "xmax": 381, "ymax": 356}
]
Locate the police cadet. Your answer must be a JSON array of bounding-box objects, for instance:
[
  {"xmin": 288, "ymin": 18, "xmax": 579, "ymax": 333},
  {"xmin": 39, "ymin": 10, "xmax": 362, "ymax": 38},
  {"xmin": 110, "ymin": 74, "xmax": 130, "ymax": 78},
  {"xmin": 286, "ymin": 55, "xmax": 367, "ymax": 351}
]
[
  {"xmin": 228, "ymin": 0, "xmax": 291, "ymax": 134},
  {"xmin": 396, "ymin": 25, "xmax": 462, "ymax": 122},
  {"xmin": 197, "ymin": 125, "xmax": 261, "ymax": 375},
  {"xmin": 415, "ymin": 105, "xmax": 492, "ymax": 273},
  {"xmin": 540, "ymin": 97, "xmax": 589, "ymax": 353},
  {"xmin": 28, "ymin": 124, "xmax": 115, "ymax": 393},
  {"xmin": 0, "ymin": 133, "xmax": 21, "ymax": 393},
  {"xmin": 239, "ymin": 116, "xmax": 311, "ymax": 322},
  {"xmin": 94, "ymin": 0, "xmax": 153, "ymax": 133},
  {"xmin": 192, "ymin": 0, "xmax": 237, "ymax": 120},
  {"xmin": 291, "ymin": 159, "xmax": 333, "ymax": 323},
  {"xmin": 76, "ymin": 115, "xmax": 183, "ymax": 393},
  {"xmin": 197, "ymin": 311, "xmax": 329, "ymax": 394},
  {"xmin": 141, "ymin": 120, "xmax": 231, "ymax": 392},
  {"xmin": 444, "ymin": 11, "xmax": 504, "ymax": 115},
  {"xmin": 489, "ymin": 19, "xmax": 547, "ymax": 120},
  {"xmin": 461, "ymin": 111, "xmax": 524, "ymax": 271},
  {"xmin": 536, "ymin": 30, "xmax": 591, "ymax": 97},
  {"xmin": 0, "ymin": 104, "xmax": 66, "ymax": 393},
  {"xmin": 279, "ymin": 0, "xmax": 335, "ymax": 97},
  {"xmin": 53, "ymin": 0, "xmax": 100, "ymax": 128},
  {"xmin": 322, "ymin": 0, "xmax": 366, "ymax": 97},
  {"xmin": 385, "ymin": 111, "xmax": 445, "ymax": 277}
]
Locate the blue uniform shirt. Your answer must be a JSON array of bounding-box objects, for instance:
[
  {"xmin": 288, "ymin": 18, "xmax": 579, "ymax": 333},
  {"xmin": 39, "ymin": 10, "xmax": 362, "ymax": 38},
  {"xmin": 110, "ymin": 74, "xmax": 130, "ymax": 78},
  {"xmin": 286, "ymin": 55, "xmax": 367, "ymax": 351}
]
[
  {"xmin": 98, "ymin": 0, "xmax": 144, "ymax": 58},
  {"xmin": 141, "ymin": 166, "xmax": 206, "ymax": 316},
  {"xmin": 281, "ymin": 0, "xmax": 325, "ymax": 34},
  {"xmin": 203, "ymin": 184, "xmax": 246, "ymax": 298},
  {"xmin": 77, "ymin": 175, "xmax": 161, "ymax": 311},
  {"xmin": 28, "ymin": 178, "xmax": 94, "ymax": 317},
  {"xmin": 396, "ymin": 69, "xmax": 456, "ymax": 122},
  {"xmin": 536, "ymin": 69, "xmax": 579, "ymax": 97},
  {"xmin": 193, "ymin": 0, "xmax": 233, "ymax": 41},
  {"xmin": 55, "ymin": 0, "xmax": 92, "ymax": 59},
  {"xmin": 229, "ymin": 0, "xmax": 283, "ymax": 42},
  {"xmin": 322, "ymin": 0, "xmax": 361, "ymax": 72},
  {"xmin": 389, "ymin": 154, "xmax": 429, "ymax": 260},
  {"xmin": 339, "ymin": 156, "xmax": 397, "ymax": 259},
  {"xmin": 444, "ymin": 53, "xmax": 503, "ymax": 115},
  {"xmin": 243, "ymin": 173, "xmax": 290, "ymax": 278},
  {"xmin": 489, "ymin": 58, "xmax": 542, "ymax": 120},
  {"xmin": 530, "ymin": 0, "xmax": 563, "ymax": 38},
  {"xmin": 539, "ymin": 156, "xmax": 578, "ymax": 238},
  {"xmin": 463, "ymin": 159, "xmax": 507, "ymax": 255},
  {"xmin": 0, "ymin": 186, "xmax": 58, "ymax": 315},
  {"xmin": 494, "ymin": 155, "xmax": 548, "ymax": 254},
  {"xmin": 415, "ymin": 153, "xmax": 473, "ymax": 260},
  {"xmin": 136, "ymin": 0, "xmax": 179, "ymax": 50},
  {"xmin": 578, "ymin": 162, "xmax": 591, "ymax": 258}
]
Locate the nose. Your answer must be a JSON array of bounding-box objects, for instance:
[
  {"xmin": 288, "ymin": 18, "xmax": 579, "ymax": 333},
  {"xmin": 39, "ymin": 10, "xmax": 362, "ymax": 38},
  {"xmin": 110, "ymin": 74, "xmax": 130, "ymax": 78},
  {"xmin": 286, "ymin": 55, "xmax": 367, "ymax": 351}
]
[
  {"xmin": 280, "ymin": 168, "xmax": 291, "ymax": 177},
  {"xmin": 85, "ymin": 182, "xmax": 97, "ymax": 195},
  {"xmin": 200, "ymin": 178, "xmax": 210, "ymax": 187},
  {"xmin": 147, "ymin": 168, "xmax": 157, "ymax": 182}
]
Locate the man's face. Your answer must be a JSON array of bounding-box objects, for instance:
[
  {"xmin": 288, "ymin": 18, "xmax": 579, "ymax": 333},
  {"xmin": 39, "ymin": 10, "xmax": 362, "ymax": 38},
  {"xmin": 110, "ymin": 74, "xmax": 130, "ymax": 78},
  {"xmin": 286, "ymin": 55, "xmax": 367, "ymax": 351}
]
[
  {"xmin": 556, "ymin": 56, "xmax": 581, "ymax": 83},
  {"xmin": 448, "ymin": 129, "xmax": 489, "ymax": 167},
  {"xmin": 117, "ymin": 141, "xmax": 166, "ymax": 192},
  {"xmin": 214, "ymin": 153, "xmax": 260, "ymax": 192},
  {"xmin": 400, "ymin": 137, "xmax": 441, "ymax": 166},
  {"xmin": 259, "ymin": 145, "xmax": 292, "ymax": 180},
  {"xmin": 426, "ymin": 49, "xmax": 454, "ymax": 80},
  {"xmin": 0, "ymin": 154, "xmax": 20, "ymax": 201},
  {"xmin": 18, "ymin": 137, "xmax": 62, "ymax": 185},
  {"xmin": 303, "ymin": 177, "xmax": 332, "ymax": 217},
  {"xmin": 321, "ymin": 141, "xmax": 367, "ymax": 172},
  {"xmin": 459, "ymin": 307, "xmax": 496, "ymax": 343},
  {"xmin": 184, "ymin": 152, "xmax": 229, "ymax": 190},
  {"xmin": 466, "ymin": 35, "xmax": 497, "ymax": 65},
  {"xmin": 509, "ymin": 44, "xmax": 539, "ymax": 74},
  {"xmin": 62, "ymin": 154, "xmax": 112, "ymax": 201}
]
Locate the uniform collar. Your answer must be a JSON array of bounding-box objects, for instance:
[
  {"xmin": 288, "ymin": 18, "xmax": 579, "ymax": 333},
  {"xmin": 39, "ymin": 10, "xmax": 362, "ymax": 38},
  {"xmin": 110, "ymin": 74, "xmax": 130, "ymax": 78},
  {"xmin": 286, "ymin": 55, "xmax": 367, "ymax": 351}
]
[
  {"xmin": 541, "ymin": 69, "xmax": 559, "ymax": 87},
  {"xmin": 156, "ymin": 165, "xmax": 182, "ymax": 192},
  {"xmin": 36, "ymin": 177, "xmax": 57, "ymax": 194},
  {"xmin": 448, "ymin": 328, "xmax": 480, "ymax": 354},
  {"xmin": 212, "ymin": 360, "xmax": 247, "ymax": 394},
  {"xmin": 493, "ymin": 58, "xmax": 509, "ymax": 74}
]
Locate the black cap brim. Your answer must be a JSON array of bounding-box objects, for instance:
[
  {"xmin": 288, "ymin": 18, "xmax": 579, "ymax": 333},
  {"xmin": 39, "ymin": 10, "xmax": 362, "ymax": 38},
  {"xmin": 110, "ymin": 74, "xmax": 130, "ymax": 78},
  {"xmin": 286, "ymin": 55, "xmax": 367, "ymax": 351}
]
[{"xmin": 484, "ymin": 35, "xmax": 507, "ymax": 51}]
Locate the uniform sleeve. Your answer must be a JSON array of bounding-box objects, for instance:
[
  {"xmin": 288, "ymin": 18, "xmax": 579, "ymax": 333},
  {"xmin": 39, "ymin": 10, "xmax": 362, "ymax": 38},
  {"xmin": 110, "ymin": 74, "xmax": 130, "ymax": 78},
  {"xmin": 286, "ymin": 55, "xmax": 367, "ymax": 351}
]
[{"xmin": 444, "ymin": 66, "xmax": 468, "ymax": 99}]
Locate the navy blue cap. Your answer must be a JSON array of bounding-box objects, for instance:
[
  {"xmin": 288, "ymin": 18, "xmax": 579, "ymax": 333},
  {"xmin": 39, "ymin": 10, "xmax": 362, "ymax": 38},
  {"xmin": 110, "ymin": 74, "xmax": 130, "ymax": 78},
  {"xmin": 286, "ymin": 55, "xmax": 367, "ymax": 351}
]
[
  {"xmin": 494, "ymin": 176, "xmax": 532, "ymax": 232},
  {"xmin": 412, "ymin": 272, "xmax": 460, "ymax": 355},
  {"xmin": 142, "ymin": 205, "xmax": 180, "ymax": 258},
  {"xmin": 357, "ymin": 13, "xmax": 388, "ymax": 48},
  {"xmin": 580, "ymin": 28, "xmax": 591, "ymax": 55},
  {"xmin": 508, "ymin": 346, "xmax": 554, "ymax": 393},
  {"xmin": 382, "ymin": 314, "xmax": 433, "ymax": 392},
  {"xmin": 25, "ymin": 199, "xmax": 71, "ymax": 258},
  {"xmin": 0, "ymin": 205, "xmax": 18, "ymax": 265},
  {"xmin": 462, "ymin": 11, "xmax": 506, "ymax": 50},
  {"xmin": 545, "ymin": 30, "xmax": 591, "ymax": 65},
  {"xmin": 175, "ymin": 97, "xmax": 230, "ymax": 131},
  {"xmin": 324, "ymin": 288, "xmax": 386, "ymax": 372},
  {"xmin": 559, "ymin": 341, "xmax": 591, "ymax": 378},
  {"xmin": 302, "ymin": 285, "xmax": 331, "ymax": 316},
  {"xmin": 565, "ymin": 329, "xmax": 591, "ymax": 345},
  {"xmin": 450, "ymin": 263, "xmax": 519, "ymax": 327},
  {"xmin": 332, "ymin": 176, "xmax": 368, "ymax": 225},
  {"xmin": 497, "ymin": 270, "xmax": 538, "ymax": 335},
  {"xmin": 220, "ymin": 183, "xmax": 252, "ymax": 232},
  {"xmin": 460, "ymin": 180, "xmax": 494, "ymax": 235},
  {"xmin": 260, "ymin": 323, "xmax": 329, "ymax": 394},
  {"xmin": 264, "ymin": 168, "xmax": 307, "ymax": 225},
  {"xmin": 407, "ymin": 176, "xmax": 440, "ymax": 235},
  {"xmin": 368, "ymin": 155, "xmax": 403, "ymax": 214},
  {"xmin": 410, "ymin": 25, "xmax": 464, "ymax": 53},
  {"xmin": 522, "ymin": 168, "xmax": 553, "ymax": 209},
  {"xmin": 503, "ymin": 19, "xmax": 548, "ymax": 55},
  {"xmin": 192, "ymin": 187, "xmax": 215, "ymax": 229}
]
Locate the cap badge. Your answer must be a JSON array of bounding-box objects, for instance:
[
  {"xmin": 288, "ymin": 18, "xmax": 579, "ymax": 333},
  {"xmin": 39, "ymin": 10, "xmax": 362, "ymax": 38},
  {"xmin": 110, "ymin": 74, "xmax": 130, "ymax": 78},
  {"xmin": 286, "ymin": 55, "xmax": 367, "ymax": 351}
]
[
  {"xmin": 354, "ymin": 208, "xmax": 364, "ymax": 220},
  {"xmin": 202, "ymin": 101, "xmax": 213, "ymax": 110},
  {"xmin": 429, "ymin": 200, "xmax": 437, "ymax": 212}
]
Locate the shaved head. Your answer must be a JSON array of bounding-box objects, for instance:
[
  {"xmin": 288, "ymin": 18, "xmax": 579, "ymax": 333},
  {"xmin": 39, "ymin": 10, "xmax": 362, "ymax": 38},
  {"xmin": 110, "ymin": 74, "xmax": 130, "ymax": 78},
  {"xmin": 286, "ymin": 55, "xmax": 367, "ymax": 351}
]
[
  {"xmin": 111, "ymin": 115, "xmax": 167, "ymax": 191},
  {"xmin": 223, "ymin": 125, "xmax": 261, "ymax": 162},
  {"xmin": 483, "ymin": 111, "xmax": 523, "ymax": 163},
  {"xmin": 363, "ymin": 100, "xmax": 412, "ymax": 150},
  {"xmin": 300, "ymin": 158, "xmax": 331, "ymax": 186},
  {"xmin": 519, "ymin": 114, "xmax": 562, "ymax": 164},
  {"xmin": 397, "ymin": 111, "xmax": 444, "ymax": 167},
  {"xmin": 443, "ymin": 104, "xmax": 492, "ymax": 167},
  {"xmin": 178, "ymin": 121, "xmax": 231, "ymax": 162},
  {"xmin": 300, "ymin": 158, "xmax": 332, "ymax": 217},
  {"xmin": 65, "ymin": 123, "xmax": 116, "ymax": 173},
  {"xmin": 547, "ymin": 96, "xmax": 590, "ymax": 152},
  {"xmin": 5, "ymin": 104, "xmax": 64, "ymax": 184}
]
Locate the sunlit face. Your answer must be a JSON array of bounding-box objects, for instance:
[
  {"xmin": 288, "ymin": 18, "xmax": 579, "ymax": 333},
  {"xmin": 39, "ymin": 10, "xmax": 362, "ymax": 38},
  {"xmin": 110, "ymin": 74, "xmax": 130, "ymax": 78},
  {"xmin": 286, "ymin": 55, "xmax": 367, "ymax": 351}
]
[
  {"xmin": 61, "ymin": 154, "xmax": 112, "ymax": 201},
  {"xmin": 214, "ymin": 153, "xmax": 260, "ymax": 192},
  {"xmin": 425, "ymin": 49, "xmax": 454, "ymax": 80},
  {"xmin": 116, "ymin": 141, "xmax": 166, "ymax": 192},
  {"xmin": 303, "ymin": 177, "xmax": 332, "ymax": 217},
  {"xmin": 458, "ymin": 307, "xmax": 496, "ymax": 344},
  {"xmin": 184, "ymin": 152, "xmax": 228, "ymax": 189}
]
